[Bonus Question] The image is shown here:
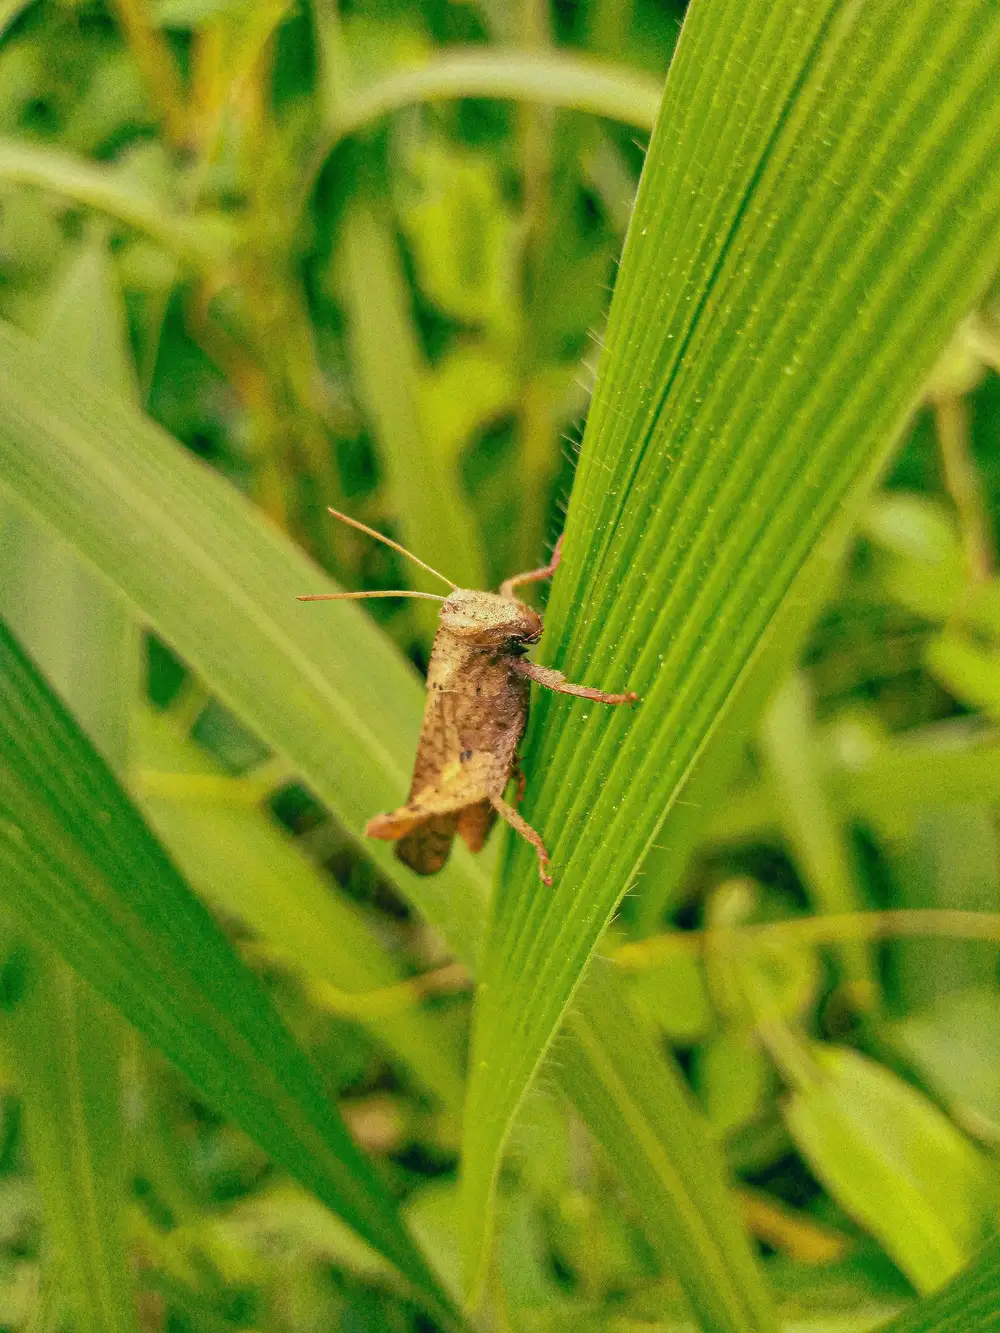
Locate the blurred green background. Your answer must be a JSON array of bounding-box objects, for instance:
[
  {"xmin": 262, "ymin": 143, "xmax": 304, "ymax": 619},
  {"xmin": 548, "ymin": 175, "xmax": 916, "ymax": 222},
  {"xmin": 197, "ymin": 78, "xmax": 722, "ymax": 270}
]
[{"xmin": 0, "ymin": 1, "xmax": 999, "ymax": 1331}]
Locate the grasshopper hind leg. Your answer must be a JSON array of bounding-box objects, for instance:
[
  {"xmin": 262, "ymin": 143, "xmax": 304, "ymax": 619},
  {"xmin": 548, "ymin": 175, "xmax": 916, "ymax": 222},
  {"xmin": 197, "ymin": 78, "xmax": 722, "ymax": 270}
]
[
  {"xmin": 488, "ymin": 793, "xmax": 552, "ymax": 886},
  {"xmin": 457, "ymin": 800, "xmax": 496, "ymax": 852}
]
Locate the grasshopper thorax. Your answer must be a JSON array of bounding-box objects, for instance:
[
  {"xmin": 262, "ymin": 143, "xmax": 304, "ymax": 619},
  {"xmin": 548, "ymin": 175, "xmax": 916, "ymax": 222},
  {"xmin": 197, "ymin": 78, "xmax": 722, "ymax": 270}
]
[{"xmin": 439, "ymin": 588, "xmax": 543, "ymax": 647}]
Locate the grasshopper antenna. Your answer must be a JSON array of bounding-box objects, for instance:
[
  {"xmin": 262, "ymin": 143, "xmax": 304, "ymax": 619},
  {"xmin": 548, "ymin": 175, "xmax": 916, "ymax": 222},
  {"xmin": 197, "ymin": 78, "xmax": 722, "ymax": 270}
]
[
  {"xmin": 326, "ymin": 507, "xmax": 457, "ymax": 590},
  {"xmin": 297, "ymin": 590, "xmax": 446, "ymax": 602}
]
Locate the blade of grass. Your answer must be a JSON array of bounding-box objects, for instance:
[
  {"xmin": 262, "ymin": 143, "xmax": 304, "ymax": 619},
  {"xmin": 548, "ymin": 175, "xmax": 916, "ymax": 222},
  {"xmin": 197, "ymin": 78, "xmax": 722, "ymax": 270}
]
[
  {"xmin": 874, "ymin": 1232, "xmax": 1000, "ymax": 1333},
  {"xmin": 461, "ymin": 0, "xmax": 1000, "ymax": 1294},
  {"xmin": 783, "ymin": 1045, "xmax": 995, "ymax": 1293},
  {"xmin": 0, "ymin": 139, "xmax": 230, "ymax": 269},
  {"xmin": 634, "ymin": 517, "xmax": 852, "ymax": 936},
  {"xmin": 560, "ymin": 967, "xmax": 776, "ymax": 1333},
  {"xmin": 314, "ymin": 0, "xmax": 487, "ymax": 614},
  {"xmin": 0, "ymin": 316, "xmax": 775, "ymax": 1333},
  {"xmin": 0, "ymin": 618, "xmax": 464, "ymax": 1332},
  {"xmin": 336, "ymin": 191, "xmax": 488, "ymax": 613},
  {"xmin": 0, "ymin": 944, "xmax": 135, "ymax": 1333},
  {"xmin": 549, "ymin": 523, "xmax": 864, "ymax": 1333},
  {"xmin": 709, "ymin": 725, "xmax": 1000, "ymax": 848},
  {"xmin": 322, "ymin": 48, "xmax": 661, "ymax": 157},
  {"xmin": 759, "ymin": 673, "xmax": 875, "ymax": 1009},
  {"xmin": 304, "ymin": 43, "xmax": 661, "ymax": 211},
  {"xmin": 41, "ymin": 227, "xmax": 140, "ymax": 407},
  {"xmin": 0, "ymin": 242, "xmax": 469, "ymax": 1322},
  {"xmin": 0, "ymin": 316, "xmax": 490, "ymax": 960},
  {"xmin": 0, "ymin": 232, "xmax": 141, "ymax": 1333},
  {"xmin": 547, "ymin": 521, "xmax": 864, "ymax": 1333},
  {"xmin": 136, "ymin": 703, "xmax": 465, "ymax": 1110},
  {"xmin": 0, "ymin": 231, "xmax": 139, "ymax": 767}
]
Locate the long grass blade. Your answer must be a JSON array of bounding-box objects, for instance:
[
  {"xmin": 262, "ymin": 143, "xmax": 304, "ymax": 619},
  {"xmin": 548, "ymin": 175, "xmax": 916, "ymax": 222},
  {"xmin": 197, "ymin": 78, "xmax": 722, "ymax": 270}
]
[
  {"xmin": 461, "ymin": 0, "xmax": 1000, "ymax": 1295},
  {"xmin": 321, "ymin": 47, "xmax": 662, "ymax": 155},
  {"xmin": 0, "ymin": 231, "xmax": 141, "ymax": 1333},
  {"xmin": 0, "ymin": 618, "xmax": 464, "ymax": 1332}
]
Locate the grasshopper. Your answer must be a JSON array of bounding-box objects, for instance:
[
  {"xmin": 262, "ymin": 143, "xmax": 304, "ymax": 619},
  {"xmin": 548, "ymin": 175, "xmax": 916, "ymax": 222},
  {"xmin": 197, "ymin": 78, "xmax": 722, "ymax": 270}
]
[{"xmin": 300, "ymin": 510, "xmax": 637, "ymax": 884}]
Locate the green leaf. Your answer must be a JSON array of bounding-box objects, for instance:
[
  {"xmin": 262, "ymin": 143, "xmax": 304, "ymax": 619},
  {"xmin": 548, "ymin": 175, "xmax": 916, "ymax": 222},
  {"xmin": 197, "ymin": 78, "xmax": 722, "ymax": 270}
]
[
  {"xmin": 696, "ymin": 1030, "xmax": 770, "ymax": 1139},
  {"xmin": 0, "ymin": 138, "xmax": 230, "ymax": 268},
  {"xmin": 418, "ymin": 342, "xmax": 516, "ymax": 464},
  {"xmin": 559, "ymin": 967, "xmax": 777, "ymax": 1333},
  {"xmin": 335, "ymin": 193, "xmax": 488, "ymax": 604},
  {"xmin": 759, "ymin": 673, "xmax": 874, "ymax": 1007},
  {"xmin": 927, "ymin": 630, "xmax": 1000, "ymax": 717},
  {"xmin": 0, "ymin": 496, "xmax": 138, "ymax": 770},
  {"xmin": 888, "ymin": 987, "xmax": 1000, "ymax": 1146},
  {"xmin": 888, "ymin": 807, "xmax": 1000, "ymax": 1010},
  {"xmin": 0, "ymin": 618, "xmax": 463, "ymax": 1331},
  {"xmin": 319, "ymin": 48, "xmax": 662, "ymax": 158},
  {"xmin": 784, "ymin": 1045, "xmax": 996, "ymax": 1293},
  {"xmin": 0, "ymin": 316, "xmax": 489, "ymax": 962},
  {"xmin": 40, "ymin": 229, "xmax": 140, "ymax": 405},
  {"xmin": 862, "ymin": 493, "xmax": 965, "ymax": 623},
  {"xmin": 710, "ymin": 723, "xmax": 1000, "ymax": 849},
  {"xmin": 0, "ymin": 231, "xmax": 141, "ymax": 1333},
  {"xmin": 152, "ymin": 0, "xmax": 249, "ymax": 26},
  {"xmin": 875, "ymin": 1232, "xmax": 1000, "ymax": 1333},
  {"xmin": 394, "ymin": 137, "xmax": 519, "ymax": 336},
  {"xmin": 461, "ymin": 0, "xmax": 1000, "ymax": 1293},
  {"xmin": 0, "ymin": 943, "xmax": 135, "ymax": 1333},
  {"xmin": 0, "ymin": 0, "xmax": 33, "ymax": 40},
  {"xmin": 0, "ymin": 314, "xmax": 774, "ymax": 1333},
  {"xmin": 1, "ymin": 232, "xmax": 139, "ymax": 768},
  {"xmin": 629, "ymin": 948, "xmax": 712, "ymax": 1045}
]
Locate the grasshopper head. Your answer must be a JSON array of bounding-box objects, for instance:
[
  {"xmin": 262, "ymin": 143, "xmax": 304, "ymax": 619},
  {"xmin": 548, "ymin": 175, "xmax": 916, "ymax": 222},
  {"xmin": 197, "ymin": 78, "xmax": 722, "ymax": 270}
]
[{"xmin": 440, "ymin": 588, "xmax": 542, "ymax": 647}]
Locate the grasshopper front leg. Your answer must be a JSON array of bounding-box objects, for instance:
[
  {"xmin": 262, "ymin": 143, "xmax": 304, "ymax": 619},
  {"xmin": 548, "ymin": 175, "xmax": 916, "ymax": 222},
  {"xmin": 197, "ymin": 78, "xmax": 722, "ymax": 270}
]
[
  {"xmin": 499, "ymin": 534, "xmax": 564, "ymax": 600},
  {"xmin": 511, "ymin": 658, "xmax": 638, "ymax": 706}
]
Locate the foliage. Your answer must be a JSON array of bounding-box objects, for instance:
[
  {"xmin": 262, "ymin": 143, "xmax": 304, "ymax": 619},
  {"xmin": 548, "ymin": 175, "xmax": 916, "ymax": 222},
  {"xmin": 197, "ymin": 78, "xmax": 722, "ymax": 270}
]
[{"xmin": 0, "ymin": 1, "xmax": 997, "ymax": 1331}]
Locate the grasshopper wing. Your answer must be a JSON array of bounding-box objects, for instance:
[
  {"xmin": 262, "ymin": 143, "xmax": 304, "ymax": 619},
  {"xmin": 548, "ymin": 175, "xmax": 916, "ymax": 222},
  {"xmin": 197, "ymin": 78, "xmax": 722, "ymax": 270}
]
[
  {"xmin": 365, "ymin": 627, "xmax": 526, "ymax": 873},
  {"xmin": 367, "ymin": 750, "xmax": 494, "ymax": 873}
]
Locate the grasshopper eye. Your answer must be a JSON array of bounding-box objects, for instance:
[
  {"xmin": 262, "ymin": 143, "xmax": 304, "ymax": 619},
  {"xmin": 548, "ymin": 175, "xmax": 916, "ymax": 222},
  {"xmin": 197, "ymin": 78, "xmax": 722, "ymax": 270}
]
[
  {"xmin": 513, "ymin": 621, "xmax": 542, "ymax": 648},
  {"xmin": 518, "ymin": 610, "xmax": 543, "ymax": 643}
]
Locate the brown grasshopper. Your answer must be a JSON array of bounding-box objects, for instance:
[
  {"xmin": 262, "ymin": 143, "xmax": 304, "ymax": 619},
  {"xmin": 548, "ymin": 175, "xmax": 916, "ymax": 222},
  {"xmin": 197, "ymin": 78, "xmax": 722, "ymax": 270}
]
[{"xmin": 299, "ymin": 509, "xmax": 637, "ymax": 884}]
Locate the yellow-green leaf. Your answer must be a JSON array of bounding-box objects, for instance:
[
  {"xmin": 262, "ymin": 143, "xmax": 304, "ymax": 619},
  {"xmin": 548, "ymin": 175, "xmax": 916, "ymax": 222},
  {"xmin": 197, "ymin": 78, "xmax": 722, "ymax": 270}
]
[{"xmin": 785, "ymin": 1045, "xmax": 995, "ymax": 1293}]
